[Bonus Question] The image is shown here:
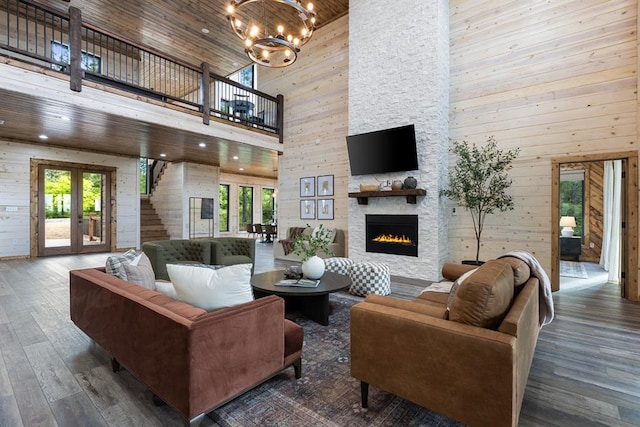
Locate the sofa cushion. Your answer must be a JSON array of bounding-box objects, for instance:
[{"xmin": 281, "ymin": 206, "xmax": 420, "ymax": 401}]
[
  {"xmin": 446, "ymin": 267, "xmax": 478, "ymax": 311},
  {"xmin": 123, "ymin": 252, "xmax": 156, "ymax": 290},
  {"xmin": 105, "ymin": 249, "xmax": 138, "ymax": 280},
  {"xmin": 449, "ymin": 260, "xmax": 514, "ymax": 329},
  {"xmin": 167, "ymin": 263, "xmax": 254, "ymax": 311}
]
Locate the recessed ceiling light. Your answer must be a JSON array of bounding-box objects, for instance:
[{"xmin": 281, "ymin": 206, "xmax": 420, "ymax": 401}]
[
  {"xmin": 201, "ymin": 28, "xmax": 209, "ymax": 34},
  {"xmin": 199, "ymin": 142, "xmax": 206, "ymax": 148},
  {"xmin": 0, "ymin": 119, "xmax": 5, "ymax": 125},
  {"xmin": 239, "ymin": 167, "xmax": 244, "ymax": 171},
  {"xmin": 160, "ymin": 153, "xmax": 167, "ymax": 157},
  {"xmin": 233, "ymin": 155, "xmax": 239, "ymax": 160},
  {"xmin": 39, "ymin": 134, "xmax": 48, "ymax": 140},
  {"xmin": 59, "ymin": 115, "xmax": 70, "ymax": 121}
]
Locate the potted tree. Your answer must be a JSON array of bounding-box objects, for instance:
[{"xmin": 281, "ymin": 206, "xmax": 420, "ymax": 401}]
[
  {"xmin": 441, "ymin": 136, "xmax": 520, "ymax": 264},
  {"xmin": 292, "ymin": 224, "xmax": 335, "ymax": 279}
]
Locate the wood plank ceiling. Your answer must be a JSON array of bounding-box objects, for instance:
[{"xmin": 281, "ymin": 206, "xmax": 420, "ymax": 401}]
[{"xmin": 0, "ymin": 0, "xmax": 349, "ymax": 178}]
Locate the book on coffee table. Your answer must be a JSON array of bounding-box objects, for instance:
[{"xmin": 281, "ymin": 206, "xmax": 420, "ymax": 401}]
[{"xmin": 276, "ymin": 278, "xmax": 321, "ymax": 288}]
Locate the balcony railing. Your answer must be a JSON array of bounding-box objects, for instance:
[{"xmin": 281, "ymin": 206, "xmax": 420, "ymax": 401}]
[{"xmin": 0, "ymin": 0, "xmax": 283, "ymax": 141}]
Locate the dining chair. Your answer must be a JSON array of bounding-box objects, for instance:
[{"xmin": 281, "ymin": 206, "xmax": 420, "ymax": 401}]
[
  {"xmin": 253, "ymin": 224, "xmax": 265, "ymax": 242},
  {"xmin": 265, "ymin": 224, "xmax": 276, "ymax": 243},
  {"xmin": 245, "ymin": 223, "xmax": 256, "ymax": 239}
]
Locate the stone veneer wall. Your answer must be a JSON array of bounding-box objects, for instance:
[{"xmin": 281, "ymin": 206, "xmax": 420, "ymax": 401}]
[{"xmin": 348, "ymin": 0, "xmax": 450, "ymax": 281}]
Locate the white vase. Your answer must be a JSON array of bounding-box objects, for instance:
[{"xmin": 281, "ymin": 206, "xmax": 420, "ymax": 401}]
[{"xmin": 302, "ymin": 255, "xmax": 325, "ymax": 279}]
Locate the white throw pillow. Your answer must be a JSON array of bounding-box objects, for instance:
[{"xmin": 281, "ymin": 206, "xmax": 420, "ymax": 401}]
[
  {"xmin": 155, "ymin": 281, "xmax": 178, "ymax": 300},
  {"xmin": 123, "ymin": 252, "xmax": 156, "ymax": 290},
  {"xmin": 167, "ymin": 263, "xmax": 254, "ymax": 311}
]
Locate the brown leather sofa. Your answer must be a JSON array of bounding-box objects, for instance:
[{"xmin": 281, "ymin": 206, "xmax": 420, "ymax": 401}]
[
  {"xmin": 350, "ymin": 257, "xmax": 543, "ymax": 427},
  {"xmin": 70, "ymin": 267, "xmax": 303, "ymax": 427}
]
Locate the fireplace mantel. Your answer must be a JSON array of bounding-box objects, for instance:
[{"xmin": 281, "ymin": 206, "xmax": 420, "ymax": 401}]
[{"xmin": 348, "ymin": 188, "xmax": 426, "ymax": 205}]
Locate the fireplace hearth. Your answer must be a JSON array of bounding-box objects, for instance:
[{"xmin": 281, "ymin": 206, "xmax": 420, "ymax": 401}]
[{"xmin": 366, "ymin": 214, "xmax": 418, "ymax": 257}]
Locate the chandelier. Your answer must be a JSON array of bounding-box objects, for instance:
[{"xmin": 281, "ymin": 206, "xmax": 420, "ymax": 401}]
[{"xmin": 225, "ymin": 0, "xmax": 317, "ymax": 67}]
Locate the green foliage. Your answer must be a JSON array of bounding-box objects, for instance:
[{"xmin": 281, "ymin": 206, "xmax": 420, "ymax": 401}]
[
  {"xmin": 441, "ymin": 136, "xmax": 519, "ymax": 262},
  {"xmin": 219, "ymin": 184, "xmax": 229, "ymax": 232},
  {"xmin": 292, "ymin": 224, "xmax": 335, "ymax": 261},
  {"xmin": 140, "ymin": 158, "xmax": 148, "ymax": 194},
  {"xmin": 559, "ymin": 180, "xmax": 584, "ymax": 235},
  {"xmin": 261, "ymin": 188, "xmax": 275, "ymax": 224}
]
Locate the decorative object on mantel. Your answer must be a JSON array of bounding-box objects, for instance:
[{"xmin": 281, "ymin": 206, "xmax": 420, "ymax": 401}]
[
  {"xmin": 359, "ymin": 183, "xmax": 381, "ymax": 192},
  {"xmin": 404, "ymin": 176, "xmax": 418, "ymax": 189},
  {"xmin": 225, "ymin": 0, "xmax": 317, "ymax": 68},
  {"xmin": 441, "ymin": 136, "xmax": 519, "ymax": 264},
  {"xmin": 559, "ymin": 216, "xmax": 576, "ymax": 237},
  {"xmin": 292, "ymin": 223, "xmax": 335, "ymax": 279},
  {"xmin": 391, "ymin": 180, "xmax": 404, "ymax": 190}
]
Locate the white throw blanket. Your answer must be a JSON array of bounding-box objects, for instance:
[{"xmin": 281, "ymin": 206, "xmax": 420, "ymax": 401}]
[{"xmin": 499, "ymin": 250, "xmax": 555, "ymax": 326}]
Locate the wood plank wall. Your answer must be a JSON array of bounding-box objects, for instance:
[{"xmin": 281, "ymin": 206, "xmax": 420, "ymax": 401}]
[
  {"xmin": 257, "ymin": 16, "xmax": 349, "ymax": 243},
  {"xmin": 449, "ymin": 1, "xmax": 638, "ymax": 294}
]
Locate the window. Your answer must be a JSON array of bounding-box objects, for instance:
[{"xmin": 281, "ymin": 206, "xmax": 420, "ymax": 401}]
[
  {"xmin": 560, "ymin": 170, "xmax": 584, "ymax": 238},
  {"xmin": 219, "ymin": 184, "xmax": 230, "ymax": 232},
  {"xmin": 51, "ymin": 41, "xmax": 101, "ymax": 73},
  {"xmin": 262, "ymin": 188, "xmax": 275, "ymax": 224},
  {"xmin": 238, "ymin": 186, "xmax": 253, "ymax": 232},
  {"xmin": 228, "ymin": 64, "xmax": 255, "ymax": 88},
  {"xmin": 139, "ymin": 158, "xmax": 148, "ymax": 194}
]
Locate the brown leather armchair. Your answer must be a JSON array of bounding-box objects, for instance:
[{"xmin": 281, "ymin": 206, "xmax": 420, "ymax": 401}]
[{"xmin": 350, "ymin": 258, "xmax": 542, "ymax": 427}]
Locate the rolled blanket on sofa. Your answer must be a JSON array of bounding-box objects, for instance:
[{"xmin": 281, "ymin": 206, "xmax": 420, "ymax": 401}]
[{"xmin": 499, "ymin": 250, "xmax": 554, "ymax": 326}]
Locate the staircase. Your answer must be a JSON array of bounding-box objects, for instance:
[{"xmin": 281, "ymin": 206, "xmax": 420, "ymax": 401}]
[{"xmin": 140, "ymin": 196, "xmax": 169, "ymax": 243}]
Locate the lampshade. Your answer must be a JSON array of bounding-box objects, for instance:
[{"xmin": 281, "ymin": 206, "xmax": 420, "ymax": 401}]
[{"xmin": 559, "ymin": 216, "xmax": 576, "ymax": 227}]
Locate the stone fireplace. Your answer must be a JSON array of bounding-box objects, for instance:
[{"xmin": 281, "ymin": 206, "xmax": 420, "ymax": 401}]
[
  {"xmin": 347, "ymin": 0, "xmax": 449, "ymax": 281},
  {"xmin": 366, "ymin": 214, "xmax": 418, "ymax": 257}
]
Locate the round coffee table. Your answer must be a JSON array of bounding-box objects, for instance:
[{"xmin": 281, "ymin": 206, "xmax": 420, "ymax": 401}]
[{"xmin": 251, "ymin": 270, "xmax": 351, "ymax": 326}]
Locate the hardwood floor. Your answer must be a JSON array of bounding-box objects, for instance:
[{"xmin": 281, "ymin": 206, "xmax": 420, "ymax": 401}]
[{"xmin": 1, "ymin": 243, "xmax": 639, "ymax": 426}]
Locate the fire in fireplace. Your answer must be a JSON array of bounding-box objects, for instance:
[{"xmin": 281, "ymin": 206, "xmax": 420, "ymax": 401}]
[{"xmin": 366, "ymin": 214, "xmax": 418, "ymax": 257}]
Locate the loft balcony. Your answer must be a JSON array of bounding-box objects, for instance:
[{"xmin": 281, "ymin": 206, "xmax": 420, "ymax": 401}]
[{"xmin": 0, "ymin": 0, "xmax": 283, "ymax": 177}]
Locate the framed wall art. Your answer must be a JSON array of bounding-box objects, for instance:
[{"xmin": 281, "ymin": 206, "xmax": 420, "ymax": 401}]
[
  {"xmin": 317, "ymin": 174, "xmax": 334, "ymax": 196},
  {"xmin": 300, "ymin": 176, "xmax": 315, "ymax": 197},
  {"xmin": 317, "ymin": 199, "xmax": 334, "ymax": 220},
  {"xmin": 300, "ymin": 199, "xmax": 316, "ymax": 219}
]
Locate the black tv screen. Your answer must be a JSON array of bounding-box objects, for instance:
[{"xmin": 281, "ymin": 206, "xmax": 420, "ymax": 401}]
[{"xmin": 346, "ymin": 124, "xmax": 418, "ymax": 176}]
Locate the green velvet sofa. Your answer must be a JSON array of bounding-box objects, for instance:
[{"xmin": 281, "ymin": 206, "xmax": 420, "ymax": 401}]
[{"xmin": 142, "ymin": 238, "xmax": 255, "ymax": 280}]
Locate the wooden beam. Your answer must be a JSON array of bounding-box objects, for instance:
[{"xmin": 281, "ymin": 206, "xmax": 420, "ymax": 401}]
[
  {"xmin": 201, "ymin": 62, "xmax": 210, "ymax": 125},
  {"xmin": 69, "ymin": 7, "xmax": 82, "ymax": 92}
]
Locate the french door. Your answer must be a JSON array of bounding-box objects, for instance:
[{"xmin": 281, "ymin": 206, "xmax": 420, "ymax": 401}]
[{"xmin": 38, "ymin": 164, "xmax": 111, "ymax": 256}]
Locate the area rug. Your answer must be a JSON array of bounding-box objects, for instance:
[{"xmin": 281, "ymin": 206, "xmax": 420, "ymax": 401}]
[
  {"xmin": 208, "ymin": 293, "xmax": 466, "ymax": 427},
  {"xmin": 560, "ymin": 261, "xmax": 589, "ymax": 279}
]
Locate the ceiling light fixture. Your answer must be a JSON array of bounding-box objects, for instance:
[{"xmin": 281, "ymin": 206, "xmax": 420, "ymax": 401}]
[
  {"xmin": 199, "ymin": 142, "xmax": 207, "ymax": 147},
  {"xmin": 225, "ymin": 0, "xmax": 316, "ymax": 68},
  {"xmin": 39, "ymin": 134, "xmax": 48, "ymax": 140}
]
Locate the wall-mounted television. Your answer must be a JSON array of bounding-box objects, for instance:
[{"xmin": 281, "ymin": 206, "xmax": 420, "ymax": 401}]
[{"xmin": 346, "ymin": 124, "xmax": 419, "ymax": 176}]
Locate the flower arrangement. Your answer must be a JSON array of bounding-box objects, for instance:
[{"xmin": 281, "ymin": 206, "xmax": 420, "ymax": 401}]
[{"xmin": 292, "ymin": 224, "xmax": 335, "ymax": 261}]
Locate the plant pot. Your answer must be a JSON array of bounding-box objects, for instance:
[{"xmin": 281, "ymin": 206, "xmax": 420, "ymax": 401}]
[{"xmin": 302, "ymin": 255, "xmax": 325, "ymax": 279}]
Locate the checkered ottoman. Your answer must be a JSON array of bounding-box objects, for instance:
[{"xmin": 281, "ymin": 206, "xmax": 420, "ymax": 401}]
[
  {"xmin": 324, "ymin": 257, "xmax": 354, "ymax": 276},
  {"xmin": 348, "ymin": 261, "xmax": 391, "ymax": 296}
]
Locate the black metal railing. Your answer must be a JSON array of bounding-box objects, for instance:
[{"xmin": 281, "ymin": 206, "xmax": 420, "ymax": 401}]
[{"xmin": 0, "ymin": 0, "xmax": 283, "ymax": 140}]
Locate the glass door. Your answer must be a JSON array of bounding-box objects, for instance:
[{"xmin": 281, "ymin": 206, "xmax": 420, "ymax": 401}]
[{"xmin": 39, "ymin": 165, "xmax": 111, "ymax": 255}]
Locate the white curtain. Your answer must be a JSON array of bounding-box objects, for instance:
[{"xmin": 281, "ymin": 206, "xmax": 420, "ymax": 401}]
[{"xmin": 600, "ymin": 160, "xmax": 622, "ymax": 284}]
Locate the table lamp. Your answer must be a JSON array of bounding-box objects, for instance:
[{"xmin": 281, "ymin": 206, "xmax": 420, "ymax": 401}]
[{"xmin": 560, "ymin": 216, "xmax": 577, "ymax": 237}]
